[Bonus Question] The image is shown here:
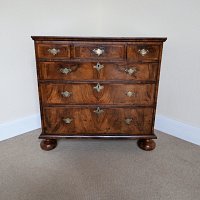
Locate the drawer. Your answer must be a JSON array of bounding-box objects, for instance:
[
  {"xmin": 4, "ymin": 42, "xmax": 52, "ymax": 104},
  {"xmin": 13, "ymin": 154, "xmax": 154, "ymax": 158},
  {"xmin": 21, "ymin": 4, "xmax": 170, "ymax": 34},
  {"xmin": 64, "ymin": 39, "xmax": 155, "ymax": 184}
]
[
  {"xmin": 36, "ymin": 43, "xmax": 70, "ymax": 59},
  {"xmin": 127, "ymin": 44, "xmax": 160, "ymax": 62},
  {"xmin": 73, "ymin": 43, "xmax": 125, "ymax": 60},
  {"xmin": 40, "ymin": 83, "xmax": 155, "ymax": 105},
  {"xmin": 38, "ymin": 62, "xmax": 158, "ymax": 81},
  {"xmin": 43, "ymin": 107, "xmax": 153, "ymax": 135}
]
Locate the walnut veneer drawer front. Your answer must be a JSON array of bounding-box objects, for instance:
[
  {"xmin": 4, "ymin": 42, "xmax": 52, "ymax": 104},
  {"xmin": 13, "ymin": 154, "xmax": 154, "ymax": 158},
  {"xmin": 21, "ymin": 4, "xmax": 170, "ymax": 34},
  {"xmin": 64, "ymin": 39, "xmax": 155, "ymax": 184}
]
[
  {"xmin": 32, "ymin": 36, "xmax": 167, "ymax": 151},
  {"xmin": 73, "ymin": 43, "xmax": 125, "ymax": 60},
  {"xmin": 38, "ymin": 62, "xmax": 158, "ymax": 81},
  {"xmin": 36, "ymin": 43, "xmax": 70, "ymax": 59},
  {"xmin": 43, "ymin": 107, "xmax": 153, "ymax": 135},
  {"xmin": 127, "ymin": 45, "xmax": 160, "ymax": 62},
  {"xmin": 40, "ymin": 83, "xmax": 155, "ymax": 105}
]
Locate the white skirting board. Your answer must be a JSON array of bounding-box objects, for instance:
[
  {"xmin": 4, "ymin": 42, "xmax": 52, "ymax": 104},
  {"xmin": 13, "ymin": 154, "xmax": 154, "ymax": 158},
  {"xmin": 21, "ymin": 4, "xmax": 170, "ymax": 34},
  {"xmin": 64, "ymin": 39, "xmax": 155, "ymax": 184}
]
[
  {"xmin": 155, "ymin": 115, "xmax": 200, "ymax": 146},
  {"xmin": 0, "ymin": 114, "xmax": 200, "ymax": 145},
  {"xmin": 0, "ymin": 114, "xmax": 41, "ymax": 141}
]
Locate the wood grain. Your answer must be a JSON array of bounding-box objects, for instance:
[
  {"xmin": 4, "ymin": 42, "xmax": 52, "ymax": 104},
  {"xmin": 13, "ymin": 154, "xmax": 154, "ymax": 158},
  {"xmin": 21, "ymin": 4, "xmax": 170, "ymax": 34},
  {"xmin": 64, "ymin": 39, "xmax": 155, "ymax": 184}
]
[
  {"xmin": 38, "ymin": 62, "xmax": 158, "ymax": 81},
  {"xmin": 73, "ymin": 43, "xmax": 125, "ymax": 60},
  {"xmin": 40, "ymin": 83, "xmax": 155, "ymax": 105},
  {"xmin": 127, "ymin": 44, "xmax": 160, "ymax": 62},
  {"xmin": 36, "ymin": 43, "xmax": 70, "ymax": 59},
  {"xmin": 43, "ymin": 107, "xmax": 153, "ymax": 135}
]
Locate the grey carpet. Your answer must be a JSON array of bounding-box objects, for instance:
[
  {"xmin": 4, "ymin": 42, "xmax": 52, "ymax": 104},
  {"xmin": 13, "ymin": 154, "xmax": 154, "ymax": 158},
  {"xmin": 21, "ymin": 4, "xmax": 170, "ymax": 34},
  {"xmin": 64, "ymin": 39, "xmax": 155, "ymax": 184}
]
[{"xmin": 0, "ymin": 129, "xmax": 200, "ymax": 200}]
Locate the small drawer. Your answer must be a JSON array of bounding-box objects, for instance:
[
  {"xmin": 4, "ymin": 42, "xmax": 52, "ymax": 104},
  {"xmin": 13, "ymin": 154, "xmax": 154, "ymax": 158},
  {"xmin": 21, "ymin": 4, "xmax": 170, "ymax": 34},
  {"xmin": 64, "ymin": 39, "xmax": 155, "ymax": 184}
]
[
  {"xmin": 127, "ymin": 44, "xmax": 160, "ymax": 62},
  {"xmin": 40, "ymin": 83, "xmax": 155, "ymax": 105},
  {"xmin": 36, "ymin": 43, "xmax": 70, "ymax": 59},
  {"xmin": 38, "ymin": 62, "xmax": 158, "ymax": 81},
  {"xmin": 73, "ymin": 43, "xmax": 125, "ymax": 60},
  {"xmin": 43, "ymin": 107, "xmax": 153, "ymax": 135}
]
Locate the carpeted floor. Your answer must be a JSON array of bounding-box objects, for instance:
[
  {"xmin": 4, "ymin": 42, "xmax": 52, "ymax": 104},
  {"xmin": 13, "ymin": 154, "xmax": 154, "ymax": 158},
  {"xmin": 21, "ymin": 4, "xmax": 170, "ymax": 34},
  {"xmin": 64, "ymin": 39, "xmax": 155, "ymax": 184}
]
[{"xmin": 0, "ymin": 129, "xmax": 200, "ymax": 200}]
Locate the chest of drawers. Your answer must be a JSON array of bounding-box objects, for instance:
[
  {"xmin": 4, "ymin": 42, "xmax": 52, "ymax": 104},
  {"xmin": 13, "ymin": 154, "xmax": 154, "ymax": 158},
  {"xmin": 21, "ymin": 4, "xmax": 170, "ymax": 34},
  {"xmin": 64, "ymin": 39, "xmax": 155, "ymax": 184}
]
[{"xmin": 31, "ymin": 36, "xmax": 167, "ymax": 151}]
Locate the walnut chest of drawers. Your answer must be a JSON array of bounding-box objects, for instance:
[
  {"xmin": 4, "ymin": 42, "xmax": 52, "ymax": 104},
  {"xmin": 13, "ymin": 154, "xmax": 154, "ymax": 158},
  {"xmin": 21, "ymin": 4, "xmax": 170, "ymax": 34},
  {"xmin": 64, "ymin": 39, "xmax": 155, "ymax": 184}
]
[{"xmin": 31, "ymin": 36, "xmax": 167, "ymax": 151}]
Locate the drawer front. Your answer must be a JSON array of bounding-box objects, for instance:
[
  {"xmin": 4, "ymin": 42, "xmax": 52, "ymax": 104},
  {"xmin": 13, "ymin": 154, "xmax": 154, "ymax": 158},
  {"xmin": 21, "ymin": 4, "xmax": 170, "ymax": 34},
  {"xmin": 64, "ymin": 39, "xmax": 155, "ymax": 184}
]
[
  {"xmin": 38, "ymin": 62, "xmax": 158, "ymax": 81},
  {"xmin": 43, "ymin": 107, "xmax": 153, "ymax": 135},
  {"xmin": 40, "ymin": 83, "xmax": 155, "ymax": 105},
  {"xmin": 36, "ymin": 43, "xmax": 70, "ymax": 59},
  {"xmin": 127, "ymin": 44, "xmax": 160, "ymax": 62},
  {"xmin": 73, "ymin": 43, "xmax": 125, "ymax": 60}
]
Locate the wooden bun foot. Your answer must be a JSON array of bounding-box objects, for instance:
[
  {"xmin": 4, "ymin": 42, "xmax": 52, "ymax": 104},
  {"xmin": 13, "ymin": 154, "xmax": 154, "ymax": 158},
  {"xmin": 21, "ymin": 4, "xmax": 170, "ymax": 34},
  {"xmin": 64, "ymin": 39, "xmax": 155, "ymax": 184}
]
[
  {"xmin": 40, "ymin": 139, "xmax": 57, "ymax": 151},
  {"xmin": 137, "ymin": 139, "xmax": 156, "ymax": 151}
]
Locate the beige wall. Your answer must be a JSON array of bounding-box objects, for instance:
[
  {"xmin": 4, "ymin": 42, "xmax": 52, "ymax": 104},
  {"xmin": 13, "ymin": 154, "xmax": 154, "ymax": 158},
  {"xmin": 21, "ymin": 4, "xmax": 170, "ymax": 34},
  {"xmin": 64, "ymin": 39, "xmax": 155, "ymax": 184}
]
[
  {"xmin": 0, "ymin": 0, "xmax": 200, "ymax": 128},
  {"xmin": 0, "ymin": 0, "xmax": 101, "ymax": 123},
  {"xmin": 98, "ymin": 0, "xmax": 200, "ymax": 128}
]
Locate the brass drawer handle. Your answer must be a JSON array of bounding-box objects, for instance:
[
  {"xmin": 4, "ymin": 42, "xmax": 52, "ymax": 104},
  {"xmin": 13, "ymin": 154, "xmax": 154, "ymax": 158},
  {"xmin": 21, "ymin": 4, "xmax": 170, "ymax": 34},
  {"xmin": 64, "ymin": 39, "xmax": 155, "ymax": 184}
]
[
  {"xmin": 63, "ymin": 118, "xmax": 73, "ymax": 124},
  {"xmin": 93, "ymin": 48, "xmax": 104, "ymax": 56},
  {"xmin": 61, "ymin": 91, "xmax": 72, "ymax": 97},
  {"xmin": 125, "ymin": 118, "xmax": 133, "ymax": 125},
  {"xmin": 125, "ymin": 67, "xmax": 137, "ymax": 75},
  {"xmin": 93, "ymin": 83, "xmax": 104, "ymax": 92},
  {"xmin": 138, "ymin": 48, "xmax": 149, "ymax": 56},
  {"xmin": 94, "ymin": 107, "xmax": 104, "ymax": 115},
  {"xmin": 126, "ymin": 91, "xmax": 136, "ymax": 97},
  {"xmin": 93, "ymin": 62, "xmax": 104, "ymax": 71},
  {"xmin": 60, "ymin": 67, "xmax": 72, "ymax": 74},
  {"xmin": 48, "ymin": 48, "xmax": 60, "ymax": 55}
]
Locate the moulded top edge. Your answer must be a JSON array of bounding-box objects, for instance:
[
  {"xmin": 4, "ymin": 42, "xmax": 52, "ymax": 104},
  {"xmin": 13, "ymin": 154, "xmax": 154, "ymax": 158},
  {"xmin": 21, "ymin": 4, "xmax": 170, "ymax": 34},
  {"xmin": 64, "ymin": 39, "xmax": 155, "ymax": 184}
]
[{"xmin": 31, "ymin": 36, "xmax": 167, "ymax": 42}]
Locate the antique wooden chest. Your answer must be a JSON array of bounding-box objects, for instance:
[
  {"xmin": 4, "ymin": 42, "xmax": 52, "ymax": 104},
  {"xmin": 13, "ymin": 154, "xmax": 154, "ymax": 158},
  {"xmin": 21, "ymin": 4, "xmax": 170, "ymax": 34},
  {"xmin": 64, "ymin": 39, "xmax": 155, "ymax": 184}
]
[{"xmin": 31, "ymin": 36, "xmax": 167, "ymax": 151}]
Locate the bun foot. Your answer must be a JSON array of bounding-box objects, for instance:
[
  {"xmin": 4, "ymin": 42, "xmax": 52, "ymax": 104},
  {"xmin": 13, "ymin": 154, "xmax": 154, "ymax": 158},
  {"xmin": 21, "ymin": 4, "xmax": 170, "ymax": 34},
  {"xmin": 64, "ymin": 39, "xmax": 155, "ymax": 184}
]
[
  {"xmin": 40, "ymin": 139, "xmax": 57, "ymax": 151},
  {"xmin": 137, "ymin": 139, "xmax": 156, "ymax": 151}
]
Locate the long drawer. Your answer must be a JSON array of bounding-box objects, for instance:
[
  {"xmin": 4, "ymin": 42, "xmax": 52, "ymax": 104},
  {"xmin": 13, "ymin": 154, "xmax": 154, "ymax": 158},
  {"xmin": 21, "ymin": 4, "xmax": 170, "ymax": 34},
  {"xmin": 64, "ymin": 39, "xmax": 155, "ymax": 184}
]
[
  {"xmin": 38, "ymin": 62, "xmax": 158, "ymax": 81},
  {"xmin": 43, "ymin": 107, "xmax": 153, "ymax": 135},
  {"xmin": 40, "ymin": 83, "xmax": 155, "ymax": 105}
]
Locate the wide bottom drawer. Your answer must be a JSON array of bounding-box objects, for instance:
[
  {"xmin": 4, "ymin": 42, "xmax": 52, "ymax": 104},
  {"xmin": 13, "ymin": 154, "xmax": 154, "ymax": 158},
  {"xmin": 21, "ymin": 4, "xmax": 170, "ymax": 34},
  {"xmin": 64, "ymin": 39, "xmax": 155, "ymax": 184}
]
[{"xmin": 43, "ymin": 107, "xmax": 153, "ymax": 135}]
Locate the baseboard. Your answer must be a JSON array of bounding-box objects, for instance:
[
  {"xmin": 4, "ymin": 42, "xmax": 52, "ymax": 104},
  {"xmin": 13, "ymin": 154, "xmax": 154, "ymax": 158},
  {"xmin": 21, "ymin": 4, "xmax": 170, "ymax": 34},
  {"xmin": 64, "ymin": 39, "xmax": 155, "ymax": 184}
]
[
  {"xmin": 1, "ymin": 113, "xmax": 200, "ymax": 146},
  {"xmin": 0, "ymin": 114, "xmax": 41, "ymax": 141},
  {"xmin": 155, "ymin": 115, "xmax": 200, "ymax": 146}
]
